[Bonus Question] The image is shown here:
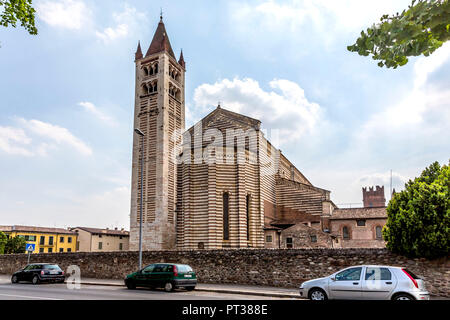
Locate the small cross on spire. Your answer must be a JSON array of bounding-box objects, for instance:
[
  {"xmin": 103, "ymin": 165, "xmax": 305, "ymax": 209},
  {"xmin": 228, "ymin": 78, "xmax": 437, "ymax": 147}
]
[{"xmin": 160, "ymin": 8, "xmax": 163, "ymax": 21}]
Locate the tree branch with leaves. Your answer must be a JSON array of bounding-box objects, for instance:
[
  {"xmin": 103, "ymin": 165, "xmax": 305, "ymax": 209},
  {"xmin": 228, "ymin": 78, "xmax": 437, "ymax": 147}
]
[
  {"xmin": 0, "ymin": 0, "xmax": 37, "ymax": 35},
  {"xmin": 348, "ymin": 0, "xmax": 450, "ymax": 68}
]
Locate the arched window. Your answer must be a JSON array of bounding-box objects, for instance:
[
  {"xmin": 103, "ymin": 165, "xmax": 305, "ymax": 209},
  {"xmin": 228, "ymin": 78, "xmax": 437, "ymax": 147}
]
[
  {"xmin": 375, "ymin": 226, "xmax": 382, "ymax": 240},
  {"xmin": 142, "ymin": 83, "xmax": 148, "ymax": 95},
  {"xmin": 223, "ymin": 192, "xmax": 229, "ymax": 240},
  {"xmin": 148, "ymin": 85, "xmax": 153, "ymax": 93},
  {"xmin": 343, "ymin": 226, "xmax": 350, "ymax": 240},
  {"xmin": 143, "ymin": 67, "xmax": 149, "ymax": 76},
  {"xmin": 153, "ymin": 83, "xmax": 157, "ymax": 92},
  {"xmin": 149, "ymin": 67, "xmax": 154, "ymax": 76},
  {"xmin": 154, "ymin": 63, "xmax": 158, "ymax": 74}
]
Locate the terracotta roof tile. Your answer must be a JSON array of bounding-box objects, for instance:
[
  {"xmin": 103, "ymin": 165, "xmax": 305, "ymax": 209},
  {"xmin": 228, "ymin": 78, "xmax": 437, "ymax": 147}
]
[
  {"xmin": 330, "ymin": 207, "xmax": 387, "ymax": 220},
  {"xmin": 72, "ymin": 226, "xmax": 129, "ymax": 236},
  {"xmin": 0, "ymin": 225, "xmax": 76, "ymax": 235}
]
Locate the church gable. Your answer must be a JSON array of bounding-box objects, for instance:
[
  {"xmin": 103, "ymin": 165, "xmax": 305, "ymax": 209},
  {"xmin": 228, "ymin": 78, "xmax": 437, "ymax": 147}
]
[
  {"xmin": 185, "ymin": 106, "xmax": 261, "ymax": 150},
  {"xmin": 188, "ymin": 106, "xmax": 261, "ymax": 136}
]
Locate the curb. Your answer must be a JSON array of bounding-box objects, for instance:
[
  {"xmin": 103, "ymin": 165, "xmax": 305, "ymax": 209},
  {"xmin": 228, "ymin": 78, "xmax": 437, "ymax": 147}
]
[{"xmin": 75, "ymin": 281, "xmax": 303, "ymax": 299}]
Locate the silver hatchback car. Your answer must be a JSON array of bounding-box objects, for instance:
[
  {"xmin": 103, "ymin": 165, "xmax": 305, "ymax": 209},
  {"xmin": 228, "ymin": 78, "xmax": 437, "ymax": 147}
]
[{"xmin": 299, "ymin": 265, "xmax": 430, "ymax": 300}]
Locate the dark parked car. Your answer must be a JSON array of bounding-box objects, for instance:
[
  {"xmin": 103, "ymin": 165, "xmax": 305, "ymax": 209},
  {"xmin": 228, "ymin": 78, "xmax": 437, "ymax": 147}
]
[
  {"xmin": 11, "ymin": 263, "xmax": 65, "ymax": 285},
  {"xmin": 125, "ymin": 263, "xmax": 197, "ymax": 292}
]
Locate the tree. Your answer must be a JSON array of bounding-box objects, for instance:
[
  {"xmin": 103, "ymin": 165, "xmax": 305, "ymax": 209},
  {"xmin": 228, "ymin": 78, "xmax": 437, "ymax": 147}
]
[
  {"xmin": 4, "ymin": 235, "xmax": 26, "ymax": 254},
  {"xmin": 383, "ymin": 161, "xmax": 450, "ymax": 259},
  {"xmin": 0, "ymin": 232, "xmax": 7, "ymax": 254},
  {"xmin": 0, "ymin": 0, "xmax": 37, "ymax": 35},
  {"xmin": 347, "ymin": 0, "xmax": 450, "ymax": 68}
]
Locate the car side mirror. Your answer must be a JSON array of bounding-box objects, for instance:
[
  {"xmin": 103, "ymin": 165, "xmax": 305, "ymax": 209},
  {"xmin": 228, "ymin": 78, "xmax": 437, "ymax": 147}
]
[{"xmin": 331, "ymin": 276, "xmax": 336, "ymax": 281}]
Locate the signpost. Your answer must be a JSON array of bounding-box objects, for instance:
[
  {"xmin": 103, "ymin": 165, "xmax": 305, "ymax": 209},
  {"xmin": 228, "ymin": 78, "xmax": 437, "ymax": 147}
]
[{"xmin": 26, "ymin": 243, "xmax": 35, "ymax": 264}]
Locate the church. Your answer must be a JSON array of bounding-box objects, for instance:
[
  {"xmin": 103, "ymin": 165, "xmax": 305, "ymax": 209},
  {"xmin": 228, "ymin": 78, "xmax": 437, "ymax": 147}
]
[{"xmin": 129, "ymin": 17, "xmax": 386, "ymax": 251}]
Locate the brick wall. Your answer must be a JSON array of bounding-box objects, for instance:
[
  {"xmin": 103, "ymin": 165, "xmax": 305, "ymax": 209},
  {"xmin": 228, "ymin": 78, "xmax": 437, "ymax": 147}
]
[{"xmin": 0, "ymin": 249, "xmax": 448, "ymax": 297}]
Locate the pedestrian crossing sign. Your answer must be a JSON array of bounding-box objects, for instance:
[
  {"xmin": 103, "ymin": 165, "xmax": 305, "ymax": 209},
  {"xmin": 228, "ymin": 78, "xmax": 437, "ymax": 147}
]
[{"xmin": 26, "ymin": 243, "xmax": 35, "ymax": 252}]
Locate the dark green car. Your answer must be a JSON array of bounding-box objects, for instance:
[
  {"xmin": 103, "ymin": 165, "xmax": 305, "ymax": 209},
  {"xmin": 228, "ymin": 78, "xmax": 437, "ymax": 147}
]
[{"xmin": 125, "ymin": 263, "xmax": 197, "ymax": 292}]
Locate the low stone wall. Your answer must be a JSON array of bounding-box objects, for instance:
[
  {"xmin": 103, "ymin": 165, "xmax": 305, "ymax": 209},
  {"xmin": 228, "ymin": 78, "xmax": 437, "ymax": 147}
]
[{"xmin": 0, "ymin": 249, "xmax": 448, "ymax": 297}]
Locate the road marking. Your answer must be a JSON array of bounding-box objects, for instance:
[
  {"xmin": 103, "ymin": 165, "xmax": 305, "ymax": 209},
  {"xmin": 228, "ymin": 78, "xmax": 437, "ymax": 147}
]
[{"xmin": 0, "ymin": 293, "xmax": 63, "ymax": 300}]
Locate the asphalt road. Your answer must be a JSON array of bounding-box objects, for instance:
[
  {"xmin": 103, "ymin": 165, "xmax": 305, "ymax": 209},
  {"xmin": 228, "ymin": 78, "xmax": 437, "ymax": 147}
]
[{"xmin": 0, "ymin": 281, "xmax": 294, "ymax": 300}]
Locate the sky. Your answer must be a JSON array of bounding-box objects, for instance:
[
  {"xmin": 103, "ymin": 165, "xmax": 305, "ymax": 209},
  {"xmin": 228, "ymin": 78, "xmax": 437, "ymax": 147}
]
[{"xmin": 0, "ymin": 0, "xmax": 449, "ymax": 230}]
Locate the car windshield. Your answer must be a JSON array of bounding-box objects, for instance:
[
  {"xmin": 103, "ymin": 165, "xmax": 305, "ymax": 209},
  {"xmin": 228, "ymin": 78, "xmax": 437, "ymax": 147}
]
[{"xmin": 43, "ymin": 265, "xmax": 61, "ymax": 270}]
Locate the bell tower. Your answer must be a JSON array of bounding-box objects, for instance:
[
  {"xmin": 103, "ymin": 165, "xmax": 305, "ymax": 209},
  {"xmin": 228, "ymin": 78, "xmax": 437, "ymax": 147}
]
[{"xmin": 130, "ymin": 16, "xmax": 185, "ymax": 250}]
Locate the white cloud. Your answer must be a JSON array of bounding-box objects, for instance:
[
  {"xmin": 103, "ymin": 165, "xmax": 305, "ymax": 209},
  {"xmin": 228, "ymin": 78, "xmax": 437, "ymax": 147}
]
[
  {"xmin": 36, "ymin": 0, "xmax": 92, "ymax": 30},
  {"xmin": 193, "ymin": 77, "xmax": 322, "ymax": 145},
  {"xmin": 0, "ymin": 126, "xmax": 33, "ymax": 156},
  {"xmin": 357, "ymin": 43, "xmax": 450, "ymax": 139},
  {"xmin": 96, "ymin": 24, "xmax": 129, "ymax": 43},
  {"xmin": 78, "ymin": 101, "xmax": 117, "ymax": 126},
  {"xmin": 232, "ymin": 0, "xmax": 412, "ymax": 35},
  {"xmin": 95, "ymin": 5, "xmax": 146, "ymax": 43},
  {"xmin": 18, "ymin": 118, "xmax": 93, "ymax": 156}
]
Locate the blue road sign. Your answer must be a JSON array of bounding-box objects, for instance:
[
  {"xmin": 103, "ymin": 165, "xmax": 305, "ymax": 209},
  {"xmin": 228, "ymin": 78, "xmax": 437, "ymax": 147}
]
[{"xmin": 26, "ymin": 243, "xmax": 35, "ymax": 252}]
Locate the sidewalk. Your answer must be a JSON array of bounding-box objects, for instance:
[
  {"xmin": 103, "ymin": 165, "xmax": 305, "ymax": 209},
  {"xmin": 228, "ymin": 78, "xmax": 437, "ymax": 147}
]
[{"xmin": 76, "ymin": 277, "xmax": 303, "ymax": 299}]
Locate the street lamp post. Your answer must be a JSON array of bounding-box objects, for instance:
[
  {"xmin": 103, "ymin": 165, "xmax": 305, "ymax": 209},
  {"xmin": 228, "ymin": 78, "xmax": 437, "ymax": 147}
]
[{"xmin": 134, "ymin": 128, "xmax": 145, "ymax": 270}]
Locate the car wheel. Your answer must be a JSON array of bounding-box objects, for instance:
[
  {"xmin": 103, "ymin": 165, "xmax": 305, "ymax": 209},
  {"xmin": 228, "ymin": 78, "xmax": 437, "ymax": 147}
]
[
  {"xmin": 32, "ymin": 275, "xmax": 40, "ymax": 285},
  {"xmin": 309, "ymin": 288, "xmax": 328, "ymax": 301},
  {"xmin": 164, "ymin": 282, "xmax": 174, "ymax": 292},
  {"xmin": 126, "ymin": 280, "xmax": 136, "ymax": 290},
  {"xmin": 11, "ymin": 275, "xmax": 18, "ymax": 284},
  {"xmin": 393, "ymin": 293, "xmax": 414, "ymax": 301},
  {"xmin": 186, "ymin": 286, "xmax": 195, "ymax": 291}
]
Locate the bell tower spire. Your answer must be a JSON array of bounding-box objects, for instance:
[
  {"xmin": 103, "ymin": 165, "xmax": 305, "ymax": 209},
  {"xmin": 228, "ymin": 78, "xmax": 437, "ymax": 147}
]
[{"xmin": 145, "ymin": 13, "xmax": 175, "ymax": 59}]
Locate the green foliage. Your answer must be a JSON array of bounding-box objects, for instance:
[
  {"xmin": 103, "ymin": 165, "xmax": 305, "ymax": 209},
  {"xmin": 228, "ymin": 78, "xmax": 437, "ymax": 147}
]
[
  {"xmin": 0, "ymin": 232, "xmax": 7, "ymax": 254},
  {"xmin": 383, "ymin": 161, "xmax": 450, "ymax": 259},
  {"xmin": 4, "ymin": 235, "xmax": 26, "ymax": 254},
  {"xmin": 0, "ymin": 0, "xmax": 37, "ymax": 35},
  {"xmin": 348, "ymin": 0, "xmax": 450, "ymax": 68}
]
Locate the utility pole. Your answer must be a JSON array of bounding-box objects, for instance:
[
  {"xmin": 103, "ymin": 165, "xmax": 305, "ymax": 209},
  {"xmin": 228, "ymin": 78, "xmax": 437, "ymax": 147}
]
[{"xmin": 390, "ymin": 169, "xmax": 393, "ymax": 201}]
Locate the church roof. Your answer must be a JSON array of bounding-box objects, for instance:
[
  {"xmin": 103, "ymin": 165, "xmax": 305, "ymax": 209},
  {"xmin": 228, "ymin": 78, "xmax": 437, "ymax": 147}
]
[{"xmin": 145, "ymin": 17, "xmax": 176, "ymax": 59}]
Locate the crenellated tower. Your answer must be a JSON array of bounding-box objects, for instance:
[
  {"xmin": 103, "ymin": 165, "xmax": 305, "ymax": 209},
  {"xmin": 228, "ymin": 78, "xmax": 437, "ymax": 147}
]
[
  {"xmin": 362, "ymin": 185, "xmax": 386, "ymax": 208},
  {"xmin": 130, "ymin": 16, "xmax": 185, "ymax": 250}
]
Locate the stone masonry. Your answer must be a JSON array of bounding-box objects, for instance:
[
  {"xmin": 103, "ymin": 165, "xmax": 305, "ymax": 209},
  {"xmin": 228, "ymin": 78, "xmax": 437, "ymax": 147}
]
[{"xmin": 0, "ymin": 249, "xmax": 448, "ymax": 297}]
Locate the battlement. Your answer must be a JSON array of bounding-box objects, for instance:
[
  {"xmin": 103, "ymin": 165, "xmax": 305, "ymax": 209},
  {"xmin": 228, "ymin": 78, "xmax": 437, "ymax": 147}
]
[
  {"xmin": 362, "ymin": 185, "xmax": 385, "ymax": 196},
  {"xmin": 362, "ymin": 185, "xmax": 385, "ymax": 208}
]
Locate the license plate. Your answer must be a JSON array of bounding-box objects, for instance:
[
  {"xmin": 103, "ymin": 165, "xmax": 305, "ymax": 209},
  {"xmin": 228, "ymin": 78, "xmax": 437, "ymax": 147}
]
[
  {"xmin": 184, "ymin": 275, "xmax": 192, "ymax": 278},
  {"xmin": 50, "ymin": 271, "xmax": 59, "ymax": 274}
]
